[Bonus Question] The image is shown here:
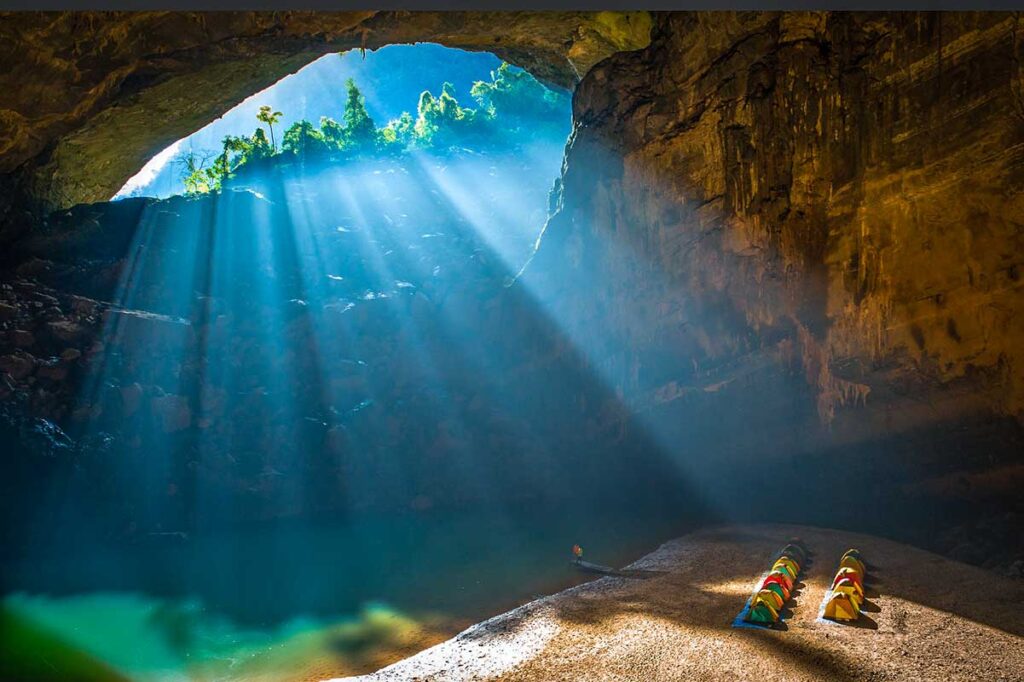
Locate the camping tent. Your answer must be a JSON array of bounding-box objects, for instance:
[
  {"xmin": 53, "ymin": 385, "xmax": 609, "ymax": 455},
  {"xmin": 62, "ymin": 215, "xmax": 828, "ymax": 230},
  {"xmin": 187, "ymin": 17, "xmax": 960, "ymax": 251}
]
[{"xmin": 824, "ymin": 592, "xmax": 860, "ymax": 621}]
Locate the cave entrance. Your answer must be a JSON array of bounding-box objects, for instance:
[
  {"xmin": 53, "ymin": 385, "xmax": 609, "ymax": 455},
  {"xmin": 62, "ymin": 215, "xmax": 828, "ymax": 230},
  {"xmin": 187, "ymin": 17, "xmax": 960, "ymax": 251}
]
[
  {"xmin": 113, "ymin": 44, "xmax": 571, "ymax": 271},
  {"xmin": 4, "ymin": 44, "xmax": 695, "ymax": 682}
]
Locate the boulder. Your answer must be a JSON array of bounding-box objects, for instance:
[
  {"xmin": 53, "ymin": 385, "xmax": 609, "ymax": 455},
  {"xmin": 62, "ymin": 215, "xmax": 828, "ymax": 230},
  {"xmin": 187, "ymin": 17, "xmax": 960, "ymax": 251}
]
[
  {"xmin": 120, "ymin": 382, "xmax": 143, "ymax": 418},
  {"xmin": 151, "ymin": 393, "xmax": 192, "ymax": 433},
  {"xmin": 47, "ymin": 319, "xmax": 86, "ymax": 343},
  {"xmin": 10, "ymin": 329, "xmax": 34, "ymax": 348},
  {"xmin": 70, "ymin": 295, "xmax": 99, "ymax": 316},
  {"xmin": 36, "ymin": 359, "xmax": 69, "ymax": 382},
  {"xmin": 0, "ymin": 375, "xmax": 14, "ymax": 398},
  {"xmin": 0, "ymin": 352, "xmax": 35, "ymax": 380}
]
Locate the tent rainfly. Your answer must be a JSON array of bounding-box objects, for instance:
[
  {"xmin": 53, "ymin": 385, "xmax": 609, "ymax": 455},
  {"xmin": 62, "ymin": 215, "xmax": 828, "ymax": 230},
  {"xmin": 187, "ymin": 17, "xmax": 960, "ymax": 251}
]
[
  {"xmin": 823, "ymin": 548, "xmax": 867, "ymax": 623},
  {"xmin": 744, "ymin": 539, "xmax": 807, "ymax": 626}
]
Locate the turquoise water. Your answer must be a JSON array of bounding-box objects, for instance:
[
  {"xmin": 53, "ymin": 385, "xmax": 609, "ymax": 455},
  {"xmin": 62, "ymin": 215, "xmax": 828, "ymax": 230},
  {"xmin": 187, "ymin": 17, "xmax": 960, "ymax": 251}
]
[{"xmin": 2, "ymin": 509, "xmax": 689, "ymax": 680}]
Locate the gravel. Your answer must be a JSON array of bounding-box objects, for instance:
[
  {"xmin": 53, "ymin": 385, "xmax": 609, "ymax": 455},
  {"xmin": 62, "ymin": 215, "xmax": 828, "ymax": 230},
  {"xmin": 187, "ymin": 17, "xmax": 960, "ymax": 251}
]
[{"xmin": 336, "ymin": 523, "xmax": 1024, "ymax": 682}]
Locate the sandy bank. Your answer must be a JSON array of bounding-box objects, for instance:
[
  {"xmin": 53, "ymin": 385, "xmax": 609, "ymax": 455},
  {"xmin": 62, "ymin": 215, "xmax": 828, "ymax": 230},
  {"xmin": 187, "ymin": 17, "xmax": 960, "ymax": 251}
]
[{"xmin": 333, "ymin": 524, "xmax": 1024, "ymax": 681}]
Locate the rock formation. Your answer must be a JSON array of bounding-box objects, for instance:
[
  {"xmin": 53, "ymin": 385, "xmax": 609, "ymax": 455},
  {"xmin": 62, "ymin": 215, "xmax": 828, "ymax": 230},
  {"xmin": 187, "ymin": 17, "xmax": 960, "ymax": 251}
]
[
  {"xmin": 530, "ymin": 11, "xmax": 1024, "ymax": 491},
  {"xmin": 0, "ymin": 10, "xmax": 652, "ymax": 212},
  {"xmin": 0, "ymin": 11, "xmax": 1022, "ymax": 569}
]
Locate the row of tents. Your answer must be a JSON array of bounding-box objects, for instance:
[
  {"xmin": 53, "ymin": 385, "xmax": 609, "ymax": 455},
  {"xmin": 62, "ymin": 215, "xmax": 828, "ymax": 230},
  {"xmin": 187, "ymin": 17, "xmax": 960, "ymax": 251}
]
[
  {"xmin": 745, "ymin": 540, "xmax": 808, "ymax": 625},
  {"xmin": 823, "ymin": 549, "xmax": 867, "ymax": 621}
]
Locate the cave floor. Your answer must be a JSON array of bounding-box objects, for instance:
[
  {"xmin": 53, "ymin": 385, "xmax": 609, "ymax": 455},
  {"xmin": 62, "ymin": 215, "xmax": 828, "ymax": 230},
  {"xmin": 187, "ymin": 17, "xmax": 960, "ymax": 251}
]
[{"xmin": 336, "ymin": 524, "xmax": 1024, "ymax": 682}]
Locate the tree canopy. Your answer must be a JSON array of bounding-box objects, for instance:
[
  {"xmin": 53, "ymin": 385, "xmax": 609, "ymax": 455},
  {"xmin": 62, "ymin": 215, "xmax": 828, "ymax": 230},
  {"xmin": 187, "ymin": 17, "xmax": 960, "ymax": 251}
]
[{"xmin": 175, "ymin": 60, "xmax": 569, "ymax": 195}]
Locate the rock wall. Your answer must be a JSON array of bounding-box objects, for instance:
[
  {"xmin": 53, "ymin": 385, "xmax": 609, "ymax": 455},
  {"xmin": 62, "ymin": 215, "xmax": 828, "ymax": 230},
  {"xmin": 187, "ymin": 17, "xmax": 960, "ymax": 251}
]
[
  {"xmin": 0, "ymin": 161, "xmax": 703, "ymax": 552},
  {"xmin": 0, "ymin": 11, "xmax": 1022, "ymax": 561},
  {"xmin": 531, "ymin": 12, "xmax": 1024, "ymax": 464}
]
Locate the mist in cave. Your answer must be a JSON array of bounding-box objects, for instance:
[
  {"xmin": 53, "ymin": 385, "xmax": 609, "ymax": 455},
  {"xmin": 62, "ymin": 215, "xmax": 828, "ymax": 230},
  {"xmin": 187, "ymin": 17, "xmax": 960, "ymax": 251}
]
[
  {"xmin": 2, "ymin": 12, "xmax": 1023, "ymax": 682},
  {"xmin": 1, "ymin": 44, "xmax": 696, "ymax": 681}
]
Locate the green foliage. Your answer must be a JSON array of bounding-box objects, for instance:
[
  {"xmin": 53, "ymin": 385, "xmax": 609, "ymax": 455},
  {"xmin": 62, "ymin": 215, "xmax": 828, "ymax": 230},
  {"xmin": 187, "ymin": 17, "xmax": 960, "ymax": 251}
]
[
  {"xmin": 181, "ymin": 62, "xmax": 568, "ymax": 195},
  {"xmin": 252, "ymin": 129, "xmax": 273, "ymax": 157},
  {"xmin": 256, "ymin": 105, "xmax": 284, "ymax": 152},
  {"xmin": 470, "ymin": 62, "xmax": 569, "ymax": 132},
  {"xmin": 413, "ymin": 91, "xmax": 438, "ymax": 142},
  {"xmin": 282, "ymin": 120, "xmax": 328, "ymax": 156},
  {"xmin": 381, "ymin": 112, "xmax": 415, "ymax": 151},
  {"xmin": 320, "ymin": 116, "xmax": 347, "ymax": 150},
  {"xmin": 342, "ymin": 78, "xmax": 379, "ymax": 152},
  {"xmin": 411, "ymin": 82, "xmax": 494, "ymax": 149},
  {"xmin": 175, "ymin": 149, "xmax": 221, "ymax": 195}
]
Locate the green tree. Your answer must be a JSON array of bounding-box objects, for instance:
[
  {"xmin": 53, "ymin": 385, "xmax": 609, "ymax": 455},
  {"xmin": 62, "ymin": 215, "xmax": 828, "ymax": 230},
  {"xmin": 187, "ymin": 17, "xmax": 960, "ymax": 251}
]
[
  {"xmin": 174, "ymin": 148, "xmax": 218, "ymax": 195},
  {"xmin": 413, "ymin": 91, "xmax": 439, "ymax": 143},
  {"xmin": 256, "ymin": 105, "xmax": 284, "ymax": 153},
  {"xmin": 471, "ymin": 62, "xmax": 569, "ymax": 132},
  {"xmin": 282, "ymin": 120, "xmax": 328, "ymax": 156},
  {"xmin": 381, "ymin": 112, "xmax": 415, "ymax": 151},
  {"xmin": 342, "ymin": 79, "xmax": 378, "ymax": 152},
  {"xmin": 208, "ymin": 150, "xmax": 232, "ymax": 188},
  {"xmin": 219, "ymin": 134, "xmax": 254, "ymax": 172},
  {"xmin": 168, "ymin": 61, "xmax": 572, "ymax": 197},
  {"xmin": 319, "ymin": 116, "xmax": 347, "ymax": 151},
  {"xmin": 413, "ymin": 83, "xmax": 486, "ymax": 149},
  {"xmin": 250, "ymin": 128, "xmax": 273, "ymax": 160}
]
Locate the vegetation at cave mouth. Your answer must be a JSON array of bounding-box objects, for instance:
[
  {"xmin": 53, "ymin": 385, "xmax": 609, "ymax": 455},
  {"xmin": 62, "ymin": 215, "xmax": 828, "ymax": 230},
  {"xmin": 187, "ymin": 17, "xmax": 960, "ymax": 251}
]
[{"xmin": 175, "ymin": 62, "xmax": 570, "ymax": 196}]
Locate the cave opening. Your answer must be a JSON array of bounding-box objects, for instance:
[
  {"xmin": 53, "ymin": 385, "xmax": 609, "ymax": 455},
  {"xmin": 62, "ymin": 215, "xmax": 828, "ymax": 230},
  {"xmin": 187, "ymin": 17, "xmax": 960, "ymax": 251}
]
[
  {"xmin": 3, "ymin": 11, "xmax": 1024, "ymax": 682},
  {"xmin": 0, "ymin": 43, "xmax": 701, "ymax": 681}
]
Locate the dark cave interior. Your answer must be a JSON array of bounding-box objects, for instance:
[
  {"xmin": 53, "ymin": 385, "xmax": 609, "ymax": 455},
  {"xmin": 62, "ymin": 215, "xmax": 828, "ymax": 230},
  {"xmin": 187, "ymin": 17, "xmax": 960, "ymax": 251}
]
[{"xmin": 0, "ymin": 10, "xmax": 1023, "ymax": 681}]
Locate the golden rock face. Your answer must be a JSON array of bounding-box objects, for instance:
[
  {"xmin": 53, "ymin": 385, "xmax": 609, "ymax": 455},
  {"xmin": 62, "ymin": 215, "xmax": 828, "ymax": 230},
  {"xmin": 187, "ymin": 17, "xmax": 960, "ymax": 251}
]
[{"xmin": 528, "ymin": 11, "xmax": 1024, "ymax": 472}]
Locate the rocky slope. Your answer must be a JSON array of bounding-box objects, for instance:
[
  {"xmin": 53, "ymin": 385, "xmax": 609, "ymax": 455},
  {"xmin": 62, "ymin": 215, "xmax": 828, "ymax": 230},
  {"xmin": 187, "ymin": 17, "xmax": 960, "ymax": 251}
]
[{"xmin": 0, "ymin": 154, "xmax": 700, "ymax": 554}]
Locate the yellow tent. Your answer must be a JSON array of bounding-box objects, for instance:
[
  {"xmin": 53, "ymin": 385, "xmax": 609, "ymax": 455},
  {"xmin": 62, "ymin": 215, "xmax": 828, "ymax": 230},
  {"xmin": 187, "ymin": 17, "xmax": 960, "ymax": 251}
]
[
  {"xmin": 754, "ymin": 589, "xmax": 784, "ymax": 612},
  {"xmin": 824, "ymin": 592, "xmax": 860, "ymax": 621},
  {"xmin": 747, "ymin": 599, "xmax": 779, "ymax": 624},
  {"xmin": 773, "ymin": 559, "xmax": 799, "ymax": 578},
  {"xmin": 832, "ymin": 580, "xmax": 864, "ymax": 607},
  {"xmin": 839, "ymin": 555, "xmax": 865, "ymax": 575},
  {"xmin": 774, "ymin": 556, "xmax": 800, "ymax": 576},
  {"xmin": 833, "ymin": 576, "xmax": 864, "ymax": 600}
]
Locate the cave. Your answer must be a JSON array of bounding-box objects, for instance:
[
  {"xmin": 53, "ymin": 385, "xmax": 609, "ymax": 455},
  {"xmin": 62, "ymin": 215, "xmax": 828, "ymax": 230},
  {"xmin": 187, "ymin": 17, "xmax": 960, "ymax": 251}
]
[{"xmin": 1, "ymin": 10, "xmax": 1023, "ymax": 682}]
